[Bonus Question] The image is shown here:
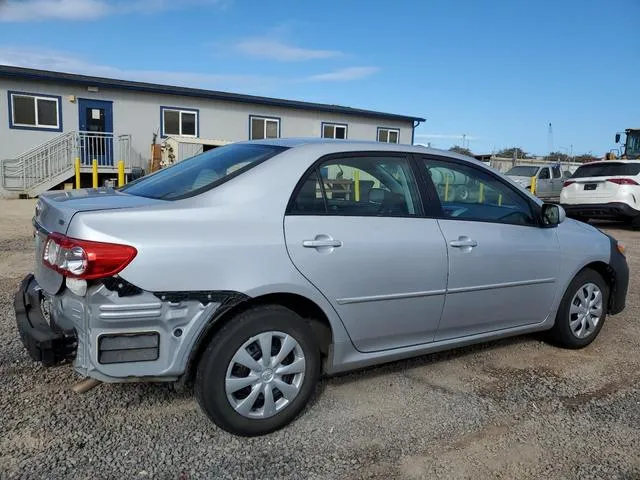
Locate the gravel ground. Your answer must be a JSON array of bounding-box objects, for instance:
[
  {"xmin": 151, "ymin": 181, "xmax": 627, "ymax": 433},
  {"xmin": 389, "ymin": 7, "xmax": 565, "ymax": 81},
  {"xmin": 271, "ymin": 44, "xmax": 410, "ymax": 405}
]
[{"xmin": 1, "ymin": 199, "xmax": 639, "ymax": 479}]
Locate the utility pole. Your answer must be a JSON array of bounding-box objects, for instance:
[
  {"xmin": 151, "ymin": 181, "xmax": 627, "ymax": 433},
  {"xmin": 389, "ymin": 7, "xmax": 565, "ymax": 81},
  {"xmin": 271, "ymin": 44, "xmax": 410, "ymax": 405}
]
[{"xmin": 547, "ymin": 123, "xmax": 553, "ymax": 155}]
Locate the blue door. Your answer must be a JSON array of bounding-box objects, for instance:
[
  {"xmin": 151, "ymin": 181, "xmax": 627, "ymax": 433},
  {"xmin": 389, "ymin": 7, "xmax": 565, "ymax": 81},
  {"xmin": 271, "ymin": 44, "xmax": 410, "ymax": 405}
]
[{"xmin": 78, "ymin": 99, "xmax": 114, "ymax": 166}]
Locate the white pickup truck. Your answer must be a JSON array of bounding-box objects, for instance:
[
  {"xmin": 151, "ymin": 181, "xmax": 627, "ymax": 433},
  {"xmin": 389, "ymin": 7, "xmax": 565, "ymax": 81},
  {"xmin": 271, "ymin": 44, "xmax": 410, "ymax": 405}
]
[{"xmin": 504, "ymin": 164, "xmax": 570, "ymax": 199}]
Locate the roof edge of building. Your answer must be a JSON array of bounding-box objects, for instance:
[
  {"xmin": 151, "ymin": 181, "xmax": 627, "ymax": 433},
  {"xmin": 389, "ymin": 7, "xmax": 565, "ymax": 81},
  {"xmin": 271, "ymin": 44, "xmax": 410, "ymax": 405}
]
[{"xmin": 0, "ymin": 65, "xmax": 425, "ymax": 124}]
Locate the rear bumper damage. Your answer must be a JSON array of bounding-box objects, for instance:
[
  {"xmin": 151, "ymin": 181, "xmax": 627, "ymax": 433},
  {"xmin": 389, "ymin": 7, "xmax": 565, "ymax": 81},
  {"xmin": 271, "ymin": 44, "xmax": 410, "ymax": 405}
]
[
  {"xmin": 15, "ymin": 274, "xmax": 77, "ymax": 366},
  {"xmin": 14, "ymin": 273, "xmax": 238, "ymax": 383}
]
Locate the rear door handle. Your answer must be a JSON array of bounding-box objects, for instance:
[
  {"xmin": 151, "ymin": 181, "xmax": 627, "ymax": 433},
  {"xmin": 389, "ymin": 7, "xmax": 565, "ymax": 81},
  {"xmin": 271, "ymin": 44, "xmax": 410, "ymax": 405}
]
[
  {"xmin": 449, "ymin": 236, "xmax": 478, "ymax": 248},
  {"xmin": 303, "ymin": 239, "xmax": 343, "ymax": 248}
]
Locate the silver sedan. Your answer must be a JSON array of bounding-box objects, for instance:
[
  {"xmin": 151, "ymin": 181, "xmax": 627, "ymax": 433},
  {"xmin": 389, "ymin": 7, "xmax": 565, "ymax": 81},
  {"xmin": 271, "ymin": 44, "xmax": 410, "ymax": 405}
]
[{"xmin": 15, "ymin": 139, "xmax": 629, "ymax": 436}]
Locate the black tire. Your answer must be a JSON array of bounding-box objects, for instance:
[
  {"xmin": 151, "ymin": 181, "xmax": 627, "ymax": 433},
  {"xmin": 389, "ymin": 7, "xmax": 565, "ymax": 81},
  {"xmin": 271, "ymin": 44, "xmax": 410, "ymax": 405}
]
[
  {"xmin": 195, "ymin": 305, "xmax": 321, "ymax": 436},
  {"xmin": 548, "ymin": 269, "xmax": 608, "ymax": 349},
  {"xmin": 630, "ymin": 216, "xmax": 640, "ymax": 230}
]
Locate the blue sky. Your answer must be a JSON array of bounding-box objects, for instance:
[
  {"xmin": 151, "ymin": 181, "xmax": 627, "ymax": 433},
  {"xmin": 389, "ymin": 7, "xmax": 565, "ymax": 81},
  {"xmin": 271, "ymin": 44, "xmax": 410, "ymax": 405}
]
[{"xmin": 0, "ymin": 0, "xmax": 638, "ymax": 156}]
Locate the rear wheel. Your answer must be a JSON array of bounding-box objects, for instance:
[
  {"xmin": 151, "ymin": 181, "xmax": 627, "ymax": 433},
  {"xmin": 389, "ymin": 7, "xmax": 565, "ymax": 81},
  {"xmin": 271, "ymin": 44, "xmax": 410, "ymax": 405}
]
[
  {"xmin": 195, "ymin": 305, "xmax": 321, "ymax": 436},
  {"xmin": 548, "ymin": 269, "xmax": 608, "ymax": 349}
]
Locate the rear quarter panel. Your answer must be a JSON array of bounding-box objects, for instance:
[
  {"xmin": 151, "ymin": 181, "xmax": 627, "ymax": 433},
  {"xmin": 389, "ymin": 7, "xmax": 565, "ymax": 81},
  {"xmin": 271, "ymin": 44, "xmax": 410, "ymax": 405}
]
[{"xmin": 65, "ymin": 145, "xmax": 357, "ymax": 350}]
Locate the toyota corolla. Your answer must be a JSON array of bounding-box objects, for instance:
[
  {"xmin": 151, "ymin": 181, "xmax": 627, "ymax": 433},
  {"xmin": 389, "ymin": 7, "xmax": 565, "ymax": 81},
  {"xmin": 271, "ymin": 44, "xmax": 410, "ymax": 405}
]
[{"xmin": 15, "ymin": 139, "xmax": 629, "ymax": 436}]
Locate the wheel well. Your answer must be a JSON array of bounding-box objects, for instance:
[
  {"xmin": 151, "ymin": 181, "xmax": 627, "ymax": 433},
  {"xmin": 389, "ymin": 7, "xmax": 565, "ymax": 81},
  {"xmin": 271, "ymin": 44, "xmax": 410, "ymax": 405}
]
[
  {"xmin": 181, "ymin": 292, "xmax": 334, "ymax": 386},
  {"xmin": 580, "ymin": 261, "xmax": 615, "ymax": 306}
]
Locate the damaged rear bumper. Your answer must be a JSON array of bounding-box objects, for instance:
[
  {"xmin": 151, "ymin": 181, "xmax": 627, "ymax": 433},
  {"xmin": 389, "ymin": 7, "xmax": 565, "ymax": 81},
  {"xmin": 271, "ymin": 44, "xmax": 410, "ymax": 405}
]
[
  {"xmin": 14, "ymin": 274, "xmax": 77, "ymax": 366},
  {"xmin": 13, "ymin": 273, "xmax": 238, "ymax": 383}
]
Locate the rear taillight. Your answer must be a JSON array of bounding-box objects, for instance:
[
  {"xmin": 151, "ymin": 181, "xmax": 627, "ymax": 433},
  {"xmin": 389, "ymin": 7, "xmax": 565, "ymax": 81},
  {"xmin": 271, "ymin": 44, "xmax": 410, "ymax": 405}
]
[
  {"xmin": 563, "ymin": 180, "xmax": 575, "ymax": 187},
  {"xmin": 607, "ymin": 178, "xmax": 639, "ymax": 185},
  {"xmin": 42, "ymin": 233, "xmax": 137, "ymax": 280}
]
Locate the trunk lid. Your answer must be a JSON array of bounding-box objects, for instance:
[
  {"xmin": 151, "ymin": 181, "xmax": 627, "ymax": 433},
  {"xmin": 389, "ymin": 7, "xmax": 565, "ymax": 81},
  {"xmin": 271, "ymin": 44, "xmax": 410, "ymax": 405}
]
[{"xmin": 33, "ymin": 188, "xmax": 165, "ymax": 294}]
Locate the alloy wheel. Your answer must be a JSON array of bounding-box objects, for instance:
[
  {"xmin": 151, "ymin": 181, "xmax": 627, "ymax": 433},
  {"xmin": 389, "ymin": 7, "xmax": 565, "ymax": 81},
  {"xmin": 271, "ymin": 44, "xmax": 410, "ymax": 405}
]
[
  {"xmin": 225, "ymin": 331, "xmax": 306, "ymax": 419},
  {"xmin": 569, "ymin": 282, "xmax": 603, "ymax": 339}
]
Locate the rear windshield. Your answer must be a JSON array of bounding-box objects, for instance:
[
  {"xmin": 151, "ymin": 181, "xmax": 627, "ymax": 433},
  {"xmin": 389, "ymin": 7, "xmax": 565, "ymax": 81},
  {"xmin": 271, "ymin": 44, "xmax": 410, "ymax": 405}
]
[
  {"xmin": 121, "ymin": 143, "xmax": 287, "ymax": 200},
  {"xmin": 571, "ymin": 162, "xmax": 640, "ymax": 178},
  {"xmin": 505, "ymin": 166, "xmax": 539, "ymax": 177}
]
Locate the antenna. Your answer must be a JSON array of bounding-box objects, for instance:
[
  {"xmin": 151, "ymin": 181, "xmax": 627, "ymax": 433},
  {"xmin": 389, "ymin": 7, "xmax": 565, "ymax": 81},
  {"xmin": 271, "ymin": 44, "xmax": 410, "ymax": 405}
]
[{"xmin": 547, "ymin": 123, "xmax": 553, "ymax": 154}]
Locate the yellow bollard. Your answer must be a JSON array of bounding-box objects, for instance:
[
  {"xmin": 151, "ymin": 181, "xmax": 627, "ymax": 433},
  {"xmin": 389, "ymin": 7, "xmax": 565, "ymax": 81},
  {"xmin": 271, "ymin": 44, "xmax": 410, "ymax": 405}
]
[
  {"xmin": 117, "ymin": 160, "xmax": 125, "ymax": 187},
  {"xmin": 354, "ymin": 169, "xmax": 360, "ymax": 201},
  {"xmin": 444, "ymin": 175, "xmax": 450, "ymax": 201},
  {"xmin": 74, "ymin": 158, "xmax": 81, "ymax": 189},
  {"xmin": 479, "ymin": 183, "xmax": 485, "ymax": 203},
  {"xmin": 92, "ymin": 159, "xmax": 98, "ymax": 188},
  {"xmin": 530, "ymin": 176, "xmax": 537, "ymax": 195}
]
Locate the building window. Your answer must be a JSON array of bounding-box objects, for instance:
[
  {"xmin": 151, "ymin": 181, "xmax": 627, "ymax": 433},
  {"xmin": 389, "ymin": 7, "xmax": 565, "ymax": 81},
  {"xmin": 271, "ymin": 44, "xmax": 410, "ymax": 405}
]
[
  {"xmin": 377, "ymin": 127, "xmax": 400, "ymax": 144},
  {"xmin": 8, "ymin": 91, "xmax": 62, "ymax": 131},
  {"xmin": 161, "ymin": 107, "xmax": 198, "ymax": 137},
  {"xmin": 250, "ymin": 115, "xmax": 280, "ymax": 140},
  {"xmin": 321, "ymin": 122, "xmax": 347, "ymax": 139}
]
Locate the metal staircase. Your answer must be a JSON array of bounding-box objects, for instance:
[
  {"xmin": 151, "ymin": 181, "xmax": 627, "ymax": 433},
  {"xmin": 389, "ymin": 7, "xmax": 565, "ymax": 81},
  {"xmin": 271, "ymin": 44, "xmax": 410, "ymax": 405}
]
[
  {"xmin": 1, "ymin": 131, "xmax": 132, "ymax": 198},
  {"xmin": 1, "ymin": 132, "xmax": 76, "ymax": 198}
]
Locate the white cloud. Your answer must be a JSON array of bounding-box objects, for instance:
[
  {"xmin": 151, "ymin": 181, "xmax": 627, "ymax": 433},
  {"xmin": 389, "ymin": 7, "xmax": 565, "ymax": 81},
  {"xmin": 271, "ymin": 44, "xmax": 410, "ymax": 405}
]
[
  {"xmin": 0, "ymin": 46, "xmax": 380, "ymax": 90},
  {"xmin": 0, "ymin": 0, "xmax": 226, "ymax": 21},
  {"xmin": 0, "ymin": 47, "xmax": 270, "ymax": 91},
  {"xmin": 305, "ymin": 66, "xmax": 379, "ymax": 82},
  {"xmin": 233, "ymin": 39, "xmax": 342, "ymax": 62}
]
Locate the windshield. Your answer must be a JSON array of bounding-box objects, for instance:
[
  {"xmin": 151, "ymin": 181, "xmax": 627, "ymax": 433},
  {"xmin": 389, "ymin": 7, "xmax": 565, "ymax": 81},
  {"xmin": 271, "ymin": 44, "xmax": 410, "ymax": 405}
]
[
  {"xmin": 121, "ymin": 143, "xmax": 287, "ymax": 200},
  {"xmin": 505, "ymin": 166, "xmax": 539, "ymax": 177},
  {"xmin": 571, "ymin": 162, "xmax": 640, "ymax": 178},
  {"xmin": 625, "ymin": 131, "xmax": 640, "ymax": 159}
]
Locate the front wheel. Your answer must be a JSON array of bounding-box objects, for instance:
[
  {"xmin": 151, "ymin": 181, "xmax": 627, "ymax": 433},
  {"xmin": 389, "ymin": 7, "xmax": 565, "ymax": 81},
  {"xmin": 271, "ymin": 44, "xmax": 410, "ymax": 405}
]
[
  {"xmin": 195, "ymin": 305, "xmax": 321, "ymax": 436},
  {"xmin": 548, "ymin": 269, "xmax": 608, "ymax": 349}
]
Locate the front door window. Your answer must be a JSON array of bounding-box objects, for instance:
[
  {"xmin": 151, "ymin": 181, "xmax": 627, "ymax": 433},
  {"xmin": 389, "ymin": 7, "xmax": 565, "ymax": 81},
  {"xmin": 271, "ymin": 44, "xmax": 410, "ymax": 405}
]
[{"xmin": 424, "ymin": 159, "xmax": 535, "ymax": 225}]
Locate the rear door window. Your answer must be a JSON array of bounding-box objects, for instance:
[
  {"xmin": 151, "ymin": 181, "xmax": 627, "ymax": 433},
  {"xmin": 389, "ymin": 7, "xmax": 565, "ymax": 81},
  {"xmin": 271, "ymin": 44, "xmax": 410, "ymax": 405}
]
[
  {"xmin": 552, "ymin": 166, "xmax": 562, "ymax": 178},
  {"xmin": 571, "ymin": 162, "xmax": 640, "ymax": 178}
]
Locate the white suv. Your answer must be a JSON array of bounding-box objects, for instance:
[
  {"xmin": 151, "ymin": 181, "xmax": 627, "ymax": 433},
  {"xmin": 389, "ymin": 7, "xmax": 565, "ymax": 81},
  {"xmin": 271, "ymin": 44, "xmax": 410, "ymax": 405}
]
[{"xmin": 560, "ymin": 160, "xmax": 640, "ymax": 226}]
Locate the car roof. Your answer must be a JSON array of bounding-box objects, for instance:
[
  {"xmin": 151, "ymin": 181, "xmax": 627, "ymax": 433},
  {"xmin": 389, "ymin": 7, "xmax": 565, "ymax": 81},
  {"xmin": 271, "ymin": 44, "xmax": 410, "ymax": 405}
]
[
  {"xmin": 236, "ymin": 137, "xmax": 482, "ymax": 164},
  {"xmin": 577, "ymin": 159, "xmax": 640, "ymax": 166}
]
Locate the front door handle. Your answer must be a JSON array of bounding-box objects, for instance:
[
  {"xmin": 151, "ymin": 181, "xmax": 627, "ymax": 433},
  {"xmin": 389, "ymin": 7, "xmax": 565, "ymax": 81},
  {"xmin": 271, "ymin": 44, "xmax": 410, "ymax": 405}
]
[
  {"xmin": 303, "ymin": 238, "xmax": 343, "ymax": 248},
  {"xmin": 449, "ymin": 236, "xmax": 478, "ymax": 248}
]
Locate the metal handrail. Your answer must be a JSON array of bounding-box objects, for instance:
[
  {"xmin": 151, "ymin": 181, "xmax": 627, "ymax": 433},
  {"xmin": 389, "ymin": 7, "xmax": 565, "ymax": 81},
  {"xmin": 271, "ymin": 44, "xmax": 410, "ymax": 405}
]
[{"xmin": 2, "ymin": 131, "xmax": 132, "ymax": 194}]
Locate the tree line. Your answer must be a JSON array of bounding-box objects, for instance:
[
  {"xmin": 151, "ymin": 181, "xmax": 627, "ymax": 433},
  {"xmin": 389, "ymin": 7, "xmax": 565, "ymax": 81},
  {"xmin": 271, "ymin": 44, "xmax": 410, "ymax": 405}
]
[{"xmin": 447, "ymin": 145, "xmax": 600, "ymax": 163}]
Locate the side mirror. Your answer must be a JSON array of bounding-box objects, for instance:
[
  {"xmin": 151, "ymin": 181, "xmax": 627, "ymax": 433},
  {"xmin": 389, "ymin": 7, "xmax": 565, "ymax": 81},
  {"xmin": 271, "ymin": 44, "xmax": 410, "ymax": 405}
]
[
  {"xmin": 541, "ymin": 203, "xmax": 565, "ymax": 227},
  {"xmin": 615, "ymin": 133, "xmax": 621, "ymax": 144}
]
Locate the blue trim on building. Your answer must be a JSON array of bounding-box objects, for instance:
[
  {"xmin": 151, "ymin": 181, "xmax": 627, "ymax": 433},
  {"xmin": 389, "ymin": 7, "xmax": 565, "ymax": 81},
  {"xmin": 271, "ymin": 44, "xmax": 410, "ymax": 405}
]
[
  {"xmin": 0, "ymin": 65, "xmax": 424, "ymax": 124},
  {"xmin": 249, "ymin": 114, "xmax": 281, "ymax": 140},
  {"xmin": 7, "ymin": 90, "xmax": 63, "ymax": 132},
  {"xmin": 160, "ymin": 105, "xmax": 200, "ymax": 138},
  {"xmin": 77, "ymin": 98, "xmax": 114, "ymax": 132},
  {"xmin": 320, "ymin": 121, "xmax": 348, "ymax": 139},
  {"xmin": 77, "ymin": 98, "xmax": 115, "ymax": 166},
  {"xmin": 376, "ymin": 126, "xmax": 401, "ymax": 143},
  {"xmin": 411, "ymin": 119, "xmax": 424, "ymax": 145}
]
